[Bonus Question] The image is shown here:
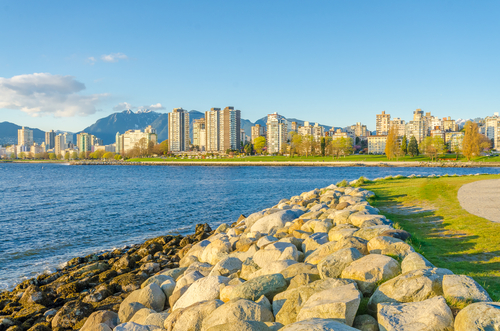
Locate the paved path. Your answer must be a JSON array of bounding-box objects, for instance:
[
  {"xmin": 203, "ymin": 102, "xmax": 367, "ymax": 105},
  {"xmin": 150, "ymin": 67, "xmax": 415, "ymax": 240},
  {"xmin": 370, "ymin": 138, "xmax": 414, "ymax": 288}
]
[{"xmin": 458, "ymin": 179, "xmax": 500, "ymax": 223}]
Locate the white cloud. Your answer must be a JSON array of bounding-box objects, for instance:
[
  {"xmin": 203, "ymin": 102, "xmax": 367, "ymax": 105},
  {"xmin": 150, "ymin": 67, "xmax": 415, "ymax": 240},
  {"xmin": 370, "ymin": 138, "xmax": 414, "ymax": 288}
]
[
  {"xmin": 113, "ymin": 102, "xmax": 165, "ymax": 113},
  {"xmin": 0, "ymin": 73, "xmax": 108, "ymax": 117},
  {"xmin": 101, "ymin": 53, "xmax": 128, "ymax": 63},
  {"xmin": 87, "ymin": 56, "xmax": 97, "ymax": 65},
  {"xmin": 113, "ymin": 102, "xmax": 134, "ymax": 112}
]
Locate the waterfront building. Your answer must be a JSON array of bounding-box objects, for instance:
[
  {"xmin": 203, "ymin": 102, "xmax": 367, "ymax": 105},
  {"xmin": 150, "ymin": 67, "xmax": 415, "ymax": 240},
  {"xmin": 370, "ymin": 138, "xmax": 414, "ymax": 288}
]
[
  {"xmin": 298, "ymin": 121, "xmax": 313, "ymax": 137},
  {"xmin": 312, "ymin": 123, "xmax": 324, "ymax": 141},
  {"xmin": 240, "ymin": 129, "xmax": 247, "ymax": 146},
  {"xmin": 347, "ymin": 122, "xmax": 368, "ymax": 138},
  {"xmin": 55, "ymin": 134, "xmax": 67, "ymax": 156},
  {"xmin": 76, "ymin": 133, "xmax": 92, "ymax": 153},
  {"xmin": 63, "ymin": 132, "xmax": 74, "ymax": 146},
  {"xmin": 94, "ymin": 144, "xmax": 116, "ymax": 153},
  {"xmin": 205, "ymin": 108, "xmax": 221, "ymax": 152},
  {"xmin": 168, "ymin": 108, "xmax": 190, "ymax": 152},
  {"xmin": 376, "ymin": 111, "xmax": 391, "ymax": 135},
  {"xmin": 205, "ymin": 107, "xmax": 241, "ymax": 152},
  {"xmin": 430, "ymin": 127, "xmax": 445, "ymax": 141},
  {"xmin": 0, "ymin": 147, "xmax": 6, "ymax": 158},
  {"xmin": 251, "ymin": 124, "xmax": 266, "ymax": 143},
  {"xmin": 485, "ymin": 113, "xmax": 500, "ymax": 151},
  {"xmin": 444, "ymin": 131, "xmax": 465, "ymax": 152},
  {"xmin": 266, "ymin": 112, "xmax": 287, "ymax": 154},
  {"xmin": 328, "ymin": 128, "xmax": 355, "ymax": 145},
  {"xmin": 116, "ymin": 125, "xmax": 158, "ymax": 155},
  {"xmin": 18, "ymin": 127, "xmax": 34, "ymax": 146},
  {"xmin": 45, "ymin": 130, "xmax": 55, "ymax": 149},
  {"xmin": 405, "ymin": 119, "xmax": 426, "ymax": 143},
  {"xmin": 368, "ymin": 135, "xmax": 387, "ymax": 154},
  {"xmin": 291, "ymin": 122, "xmax": 298, "ymax": 133},
  {"xmin": 390, "ymin": 118, "xmax": 406, "ymax": 137},
  {"xmin": 442, "ymin": 117, "xmax": 458, "ymax": 132},
  {"xmin": 192, "ymin": 118, "xmax": 206, "ymax": 151}
]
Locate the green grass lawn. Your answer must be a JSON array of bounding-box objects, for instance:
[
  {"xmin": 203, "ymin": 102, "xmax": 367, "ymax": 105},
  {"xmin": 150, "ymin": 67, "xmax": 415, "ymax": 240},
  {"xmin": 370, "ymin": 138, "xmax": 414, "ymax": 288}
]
[
  {"xmin": 362, "ymin": 174, "xmax": 500, "ymax": 300},
  {"xmin": 127, "ymin": 154, "xmax": 490, "ymax": 163}
]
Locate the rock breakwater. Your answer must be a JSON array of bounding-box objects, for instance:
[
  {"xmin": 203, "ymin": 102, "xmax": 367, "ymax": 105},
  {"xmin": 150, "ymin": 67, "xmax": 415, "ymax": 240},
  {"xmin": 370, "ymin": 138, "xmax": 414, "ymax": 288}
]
[{"xmin": 1, "ymin": 181, "xmax": 499, "ymax": 331}]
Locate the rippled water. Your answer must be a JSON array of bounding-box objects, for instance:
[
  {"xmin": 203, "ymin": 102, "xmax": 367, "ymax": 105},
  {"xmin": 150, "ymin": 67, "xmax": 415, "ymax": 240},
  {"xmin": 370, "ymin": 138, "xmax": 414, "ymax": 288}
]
[{"xmin": 1, "ymin": 163, "xmax": 499, "ymax": 290}]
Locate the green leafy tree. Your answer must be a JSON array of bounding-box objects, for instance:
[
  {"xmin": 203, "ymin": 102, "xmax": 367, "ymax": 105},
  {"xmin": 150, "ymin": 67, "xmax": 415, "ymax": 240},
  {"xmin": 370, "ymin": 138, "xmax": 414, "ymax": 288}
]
[
  {"xmin": 49, "ymin": 153, "xmax": 56, "ymax": 160},
  {"xmin": 79, "ymin": 151, "xmax": 86, "ymax": 159},
  {"xmin": 71, "ymin": 151, "xmax": 78, "ymax": 159},
  {"xmin": 400, "ymin": 136, "xmax": 408, "ymax": 155},
  {"xmin": 408, "ymin": 136, "xmax": 419, "ymax": 157},
  {"xmin": 420, "ymin": 136, "xmax": 446, "ymax": 161},
  {"xmin": 254, "ymin": 136, "xmax": 266, "ymax": 154},
  {"xmin": 244, "ymin": 143, "xmax": 253, "ymax": 155},
  {"xmin": 114, "ymin": 154, "xmax": 122, "ymax": 160},
  {"xmin": 320, "ymin": 137, "xmax": 326, "ymax": 157},
  {"xmin": 103, "ymin": 152, "xmax": 114, "ymax": 159},
  {"xmin": 18, "ymin": 152, "xmax": 26, "ymax": 159},
  {"xmin": 64, "ymin": 152, "xmax": 70, "ymax": 161},
  {"xmin": 290, "ymin": 133, "xmax": 302, "ymax": 157}
]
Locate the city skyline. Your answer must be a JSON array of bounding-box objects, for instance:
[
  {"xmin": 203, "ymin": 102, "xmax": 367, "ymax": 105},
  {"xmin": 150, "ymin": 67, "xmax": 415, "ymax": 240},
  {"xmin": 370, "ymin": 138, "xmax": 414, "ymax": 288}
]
[{"xmin": 1, "ymin": 1, "xmax": 500, "ymax": 132}]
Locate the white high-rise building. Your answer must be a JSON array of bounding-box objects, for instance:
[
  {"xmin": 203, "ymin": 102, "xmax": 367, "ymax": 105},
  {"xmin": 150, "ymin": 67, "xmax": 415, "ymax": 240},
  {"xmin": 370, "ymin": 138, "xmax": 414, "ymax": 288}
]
[
  {"xmin": 168, "ymin": 108, "xmax": 190, "ymax": 152},
  {"xmin": 18, "ymin": 127, "xmax": 34, "ymax": 146},
  {"xmin": 485, "ymin": 113, "xmax": 500, "ymax": 151},
  {"xmin": 192, "ymin": 118, "xmax": 206, "ymax": 151},
  {"xmin": 205, "ymin": 107, "xmax": 241, "ymax": 152},
  {"xmin": 266, "ymin": 112, "xmax": 288, "ymax": 154},
  {"xmin": 376, "ymin": 111, "xmax": 391, "ymax": 135},
  {"xmin": 116, "ymin": 126, "xmax": 158, "ymax": 155}
]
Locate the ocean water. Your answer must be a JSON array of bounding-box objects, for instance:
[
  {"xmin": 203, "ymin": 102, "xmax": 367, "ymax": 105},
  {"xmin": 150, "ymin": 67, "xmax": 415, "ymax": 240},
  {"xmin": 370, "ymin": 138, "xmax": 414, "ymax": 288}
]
[{"xmin": 1, "ymin": 163, "xmax": 499, "ymax": 290}]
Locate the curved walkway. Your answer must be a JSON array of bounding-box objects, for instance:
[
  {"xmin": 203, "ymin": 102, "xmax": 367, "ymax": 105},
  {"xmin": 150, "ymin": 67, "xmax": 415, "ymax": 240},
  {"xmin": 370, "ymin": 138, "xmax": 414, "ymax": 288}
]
[{"xmin": 458, "ymin": 179, "xmax": 500, "ymax": 223}]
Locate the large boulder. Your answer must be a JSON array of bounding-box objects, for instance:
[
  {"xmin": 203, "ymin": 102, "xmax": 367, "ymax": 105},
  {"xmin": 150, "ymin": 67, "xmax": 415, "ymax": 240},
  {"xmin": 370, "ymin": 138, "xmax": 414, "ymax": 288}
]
[
  {"xmin": 113, "ymin": 322, "xmax": 156, "ymax": 331},
  {"xmin": 454, "ymin": 302, "xmax": 500, "ymax": 331},
  {"xmin": 142, "ymin": 312, "xmax": 170, "ymax": 328},
  {"xmin": 118, "ymin": 302, "xmax": 147, "ymax": 324},
  {"xmin": 349, "ymin": 214, "xmax": 388, "ymax": 228},
  {"xmin": 401, "ymin": 252, "xmax": 434, "ymax": 274},
  {"xmin": 128, "ymin": 308, "xmax": 155, "ymax": 324},
  {"xmin": 352, "ymin": 314, "xmax": 378, "ymax": 331},
  {"xmin": 19, "ymin": 285, "xmax": 50, "ymax": 307},
  {"xmin": 279, "ymin": 318, "xmax": 358, "ymax": 330},
  {"xmin": 296, "ymin": 283, "xmax": 361, "ymax": 326},
  {"xmin": 367, "ymin": 236, "xmax": 415, "ymax": 258},
  {"xmin": 164, "ymin": 299, "xmax": 224, "ymax": 331},
  {"xmin": 173, "ymin": 276, "xmax": 230, "ymax": 311},
  {"xmin": 174, "ymin": 271, "xmax": 205, "ymax": 293},
  {"xmin": 302, "ymin": 233, "xmax": 329, "ymax": 256},
  {"xmin": 318, "ymin": 248, "xmax": 363, "ymax": 279},
  {"xmin": 328, "ymin": 225, "xmax": 358, "ymax": 242},
  {"xmin": 442, "ymin": 274, "xmax": 492, "ymax": 302},
  {"xmin": 80, "ymin": 311, "xmax": 119, "ymax": 331},
  {"xmin": 253, "ymin": 242, "xmax": 299, "ymax": 268},
  {"xmin": 333, "ymin": 237, "xmax": 368, "ymax": 255},
  {"xmin": 377, "ymin": 296, "xmax": 454, "ymax": 331},
  {"xmin": 352, "ymin": 225, "xmax": 393, "ymax": 241},
  {"xmin": 202, "ymin": 299, "xmax": 274, "ymax": 330},
  {"xmin": 229, "ymin": 274, "xmax": 288, "ymax": 301},
  {"xmin": 200, "ymin": 239, "xmax": 232, "ymax": 265},
  {"xmin": 209, "ymin": 257, "xmax": 243, "ymax": 277},
  {"xmin": 251, "ymin": 210, "xmax": 304, "ymax": 234},
  {"xmin": 368, "ymin": 267, "xmax": 454, "ymax": 314},
  {"xmin": 303, "ymin": 242, "xmax": 338, "ymax": 265},
  {"xmin": 273, "ymin": 278, "xmax": 356, "ymax": 326},
  {"xmin": 51, "ymin": 300, "xmax": 94, "ymax": 330},
  {"xmin": 340, "ymin": 254, "xmax": 400, "ymax": 295},
  {"xmin": 281, "ymin": 263, "xmax": 319, "ymax": 282},
  {"xmin": 248, "ymin": 260, "xmax": 297, "ymax": 279},
  {"xmin": 205, "ymin": 320, "xmax": 272, "ymax": 331}
]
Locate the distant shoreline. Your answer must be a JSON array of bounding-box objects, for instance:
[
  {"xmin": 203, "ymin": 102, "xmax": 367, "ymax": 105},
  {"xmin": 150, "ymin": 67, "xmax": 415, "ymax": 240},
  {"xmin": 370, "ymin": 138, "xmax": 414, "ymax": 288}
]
[{"xmin": 69, "ymin": 160, "xmax": 500, "ymax": 168}]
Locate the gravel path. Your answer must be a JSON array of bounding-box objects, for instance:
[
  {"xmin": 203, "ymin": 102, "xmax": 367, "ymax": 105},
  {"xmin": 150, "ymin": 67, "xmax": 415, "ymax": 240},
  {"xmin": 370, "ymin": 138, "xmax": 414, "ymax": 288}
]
[{"xmin": 457, "ymin": 179, "xmax": 500, "ymax": 222}]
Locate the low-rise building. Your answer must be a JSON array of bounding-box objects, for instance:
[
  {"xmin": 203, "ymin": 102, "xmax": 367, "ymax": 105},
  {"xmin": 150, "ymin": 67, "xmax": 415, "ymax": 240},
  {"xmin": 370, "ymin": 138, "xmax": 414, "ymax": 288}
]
[
  {"xmin": 251, "ymin": 124, "xmax": 266, "ymax": 143},
  {"xmin": 116, "ymin": 125, "xmax": 158, "ymax": 155},
  {"xmin": 444, "ymin": 131, "xmax": 464, "ymax": 152},
  {"xmin": 368, "ymin": 135, "xmax": 387, "ymax": 154}
]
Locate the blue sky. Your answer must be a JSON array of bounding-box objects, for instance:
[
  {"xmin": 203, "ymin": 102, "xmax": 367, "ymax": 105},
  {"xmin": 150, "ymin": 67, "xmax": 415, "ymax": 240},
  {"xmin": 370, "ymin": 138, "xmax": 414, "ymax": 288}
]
[{"xmin": 1, "ymin": 1, "xmax": 499, "ymax": 132}]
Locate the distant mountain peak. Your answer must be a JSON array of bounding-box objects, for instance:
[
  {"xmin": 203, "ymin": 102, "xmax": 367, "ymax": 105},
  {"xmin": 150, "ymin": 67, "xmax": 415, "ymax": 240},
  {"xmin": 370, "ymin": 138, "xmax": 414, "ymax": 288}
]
[{"xmin": 136, "ymin": 109, "xmax": 157, "ymax": 114}]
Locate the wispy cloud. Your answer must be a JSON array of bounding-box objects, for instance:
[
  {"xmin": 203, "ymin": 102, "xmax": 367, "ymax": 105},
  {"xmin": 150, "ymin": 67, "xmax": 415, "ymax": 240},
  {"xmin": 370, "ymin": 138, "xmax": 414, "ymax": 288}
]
[
  {"xmin": 113, "ymin": 102, "xmax": 165, "ymax": 112},
  {"xmin": 0, "ymin": 73, "xmax": 108, "ymax": 117},
  {"xmin": 87, "ymin": 56, "xmax": 97, "ymax": 65},
  {"xmin": 101, "ymin": 53, "xmax": 128, "ymax": 63}
]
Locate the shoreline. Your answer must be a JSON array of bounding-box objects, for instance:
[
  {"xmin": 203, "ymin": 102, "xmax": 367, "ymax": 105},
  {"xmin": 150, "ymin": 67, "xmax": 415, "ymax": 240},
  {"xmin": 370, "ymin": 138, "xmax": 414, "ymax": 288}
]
[
  {"xmin": 69, "ymin": 160, "xmax": 500, "ymax": 168},
  {"xmin": 1, "ymin": 175, "xmax": 499, "ymax": 330}
]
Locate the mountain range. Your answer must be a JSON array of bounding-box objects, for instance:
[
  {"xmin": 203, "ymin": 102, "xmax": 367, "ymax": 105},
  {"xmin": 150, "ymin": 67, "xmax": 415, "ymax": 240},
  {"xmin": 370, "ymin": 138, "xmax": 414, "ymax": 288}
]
[
  {"xmin": 0, "ymin": 122, "xmax": 46, "ymax": 145},
  {"xmin": 1, "ymin": 110, "xmax": 335, "ymax": 146}
]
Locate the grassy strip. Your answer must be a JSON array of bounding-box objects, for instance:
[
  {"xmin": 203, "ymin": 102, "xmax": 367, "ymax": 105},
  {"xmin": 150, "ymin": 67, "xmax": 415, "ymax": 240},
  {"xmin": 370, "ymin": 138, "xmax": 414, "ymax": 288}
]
[
  {"xmin": 362, "ymin": 174, "xmax": 500, "ymax": 300},
  {"xmin": 127, "ymin": 154, "xmax": 500, "ymax": 163}
]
